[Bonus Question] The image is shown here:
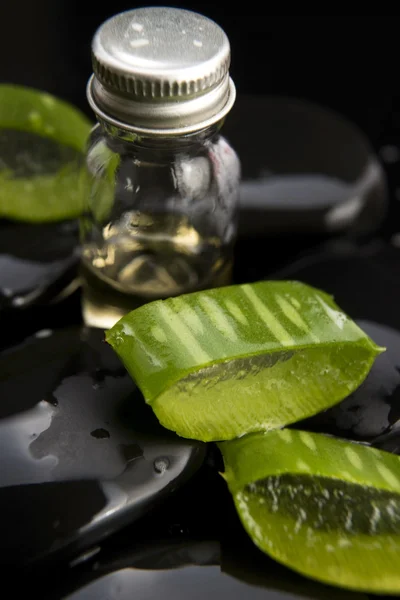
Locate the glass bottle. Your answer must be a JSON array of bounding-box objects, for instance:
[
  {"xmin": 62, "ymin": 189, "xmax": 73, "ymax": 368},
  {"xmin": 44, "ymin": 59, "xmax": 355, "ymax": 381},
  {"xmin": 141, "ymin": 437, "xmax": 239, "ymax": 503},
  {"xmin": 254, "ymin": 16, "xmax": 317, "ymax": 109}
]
[{"xmin": 81, "ymin": 7, "xmax": 240, "ymax": 329}]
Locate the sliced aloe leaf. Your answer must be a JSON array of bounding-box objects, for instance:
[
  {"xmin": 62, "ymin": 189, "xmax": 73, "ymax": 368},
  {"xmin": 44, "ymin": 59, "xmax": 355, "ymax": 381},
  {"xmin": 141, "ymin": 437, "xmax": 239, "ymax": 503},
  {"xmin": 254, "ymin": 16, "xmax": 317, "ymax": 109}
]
[
  {"xmin": 106, "ymin": 280, "xmax": 383, "ymax": 442},
  {"xmin": 0, "ymin": 84, "xmax": 92, "ymax": 222},
  {"xmin": 220, "ymin": 429, "xmax": 400, "ymax": 594},
  {"xmin": 0, "ymin": 84, "xmax": 90, "ymax": 152},
  {"xmin": 0, "ymin": 164, "xmax": 89, "ymax": 222}
]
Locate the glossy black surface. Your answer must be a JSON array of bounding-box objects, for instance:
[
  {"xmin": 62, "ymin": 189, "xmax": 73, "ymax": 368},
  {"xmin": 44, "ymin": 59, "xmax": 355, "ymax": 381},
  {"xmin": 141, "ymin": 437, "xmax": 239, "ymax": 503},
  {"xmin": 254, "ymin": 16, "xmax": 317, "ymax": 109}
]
[
  {"xmin": 224, "ymin": 96, "xmax": 387, "ymax": 238},
  {"xmin": 0, "ymin": 219, "xmax": 80, "ymax": 313},
  {"xmin": 2, "ymin": 93, "xmax": 400, "ymax": 598},
  {"xmin": 3, "ymin": 239, "xmax": 400, "ymax": 599},
  {"xmin": 61, "ymin": 551, "xmax": 363, "ymax": 600},
  {"xmin": 21, "ymin": 462, "xmax": 367, "ymax": 600},
  {"xmin": 0, "ymin": 327, "xmax": 204, "ymax": 567}
]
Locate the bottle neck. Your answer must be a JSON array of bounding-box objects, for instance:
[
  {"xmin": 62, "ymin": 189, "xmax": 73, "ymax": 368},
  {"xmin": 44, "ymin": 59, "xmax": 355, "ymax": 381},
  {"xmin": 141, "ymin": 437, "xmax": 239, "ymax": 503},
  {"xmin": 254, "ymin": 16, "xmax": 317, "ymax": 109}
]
[{"xmin": 98, "ymin": 119, "xmax": 223, "ymax": 155}]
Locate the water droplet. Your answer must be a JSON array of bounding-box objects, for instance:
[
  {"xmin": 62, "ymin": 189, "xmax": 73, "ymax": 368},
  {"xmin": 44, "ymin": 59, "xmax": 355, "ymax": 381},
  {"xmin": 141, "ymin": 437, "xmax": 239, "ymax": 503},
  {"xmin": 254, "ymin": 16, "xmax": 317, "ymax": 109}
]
[
  {"xmin": 168, "ymin": 523, "xmax": 188, "ymax": 536},
  {"xmin": 28, "ymin": 111, "xmax": 42, "ymax": 125},
  {"xmin": 44, "ymin": 394, "xmax": 58, "ymax": 407},
  {"xmin": 35, "ymin": 329, "xmax": 52, "ymax": 339},
  {"xmin": 12, "ymin": 296, "xmax": 26, "ymax": 307},
  {"xmin": 41, "ymin": 94, "xmax": 55, "ymax": 108},
  {"xmin": 193, "ymin": 40, "xmax": 203, "ymax": 47},
  {"xmin": 154, "ymin": 456, "xmax": 170, "ymax": 474},
  {"xmin": 90, "ymin": 428, "xmax": 110, "ymax": 439},
  {"xmin": 91, "ymin": 368, "xmax": 106, "ymax": 390}
]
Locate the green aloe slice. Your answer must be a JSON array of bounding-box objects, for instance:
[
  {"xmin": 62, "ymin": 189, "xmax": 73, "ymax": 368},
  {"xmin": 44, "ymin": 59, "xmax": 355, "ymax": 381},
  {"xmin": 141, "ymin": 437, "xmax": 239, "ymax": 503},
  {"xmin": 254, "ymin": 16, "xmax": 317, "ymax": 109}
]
[
  {"xmin": 106, "ymin": 280, "xmax": 383, "ymax": 442},
  {"xmin": 219, "ymin": 429, "xmax": 400, "ymax": 594},
  {"xmin": 0, "ymin": 84, "xmax": 92, "ymax": 222}
]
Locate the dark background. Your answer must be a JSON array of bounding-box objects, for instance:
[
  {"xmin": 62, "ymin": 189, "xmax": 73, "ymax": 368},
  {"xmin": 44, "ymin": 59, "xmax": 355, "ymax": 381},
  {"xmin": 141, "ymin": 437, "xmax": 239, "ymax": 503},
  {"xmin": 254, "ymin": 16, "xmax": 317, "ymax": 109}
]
[{"xmin": 1, "ymin": 5, "xmax": 399, "ymax": 146}]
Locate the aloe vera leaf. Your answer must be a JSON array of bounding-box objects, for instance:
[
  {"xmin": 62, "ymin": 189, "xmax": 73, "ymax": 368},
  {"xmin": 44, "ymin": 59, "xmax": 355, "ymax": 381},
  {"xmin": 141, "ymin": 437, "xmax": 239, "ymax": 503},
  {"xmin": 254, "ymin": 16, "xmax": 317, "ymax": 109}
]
[
  {"xmin": 0, "ymin": 164, "xmax": 88, "ymax": 222},
  {"xmin": 106, "ymin": 280, "xmax": 383, "ymax": 442},
  {"xmin": 0, "ymin": 84, "xmax": 91, "ymax": 151},
  {"xmin": 219, "ymin": 429, "xmax": 400, "ymax": 594},
  {"xmin": 0, "ymin": 84, "xmax": 92, "ymax": 222}
]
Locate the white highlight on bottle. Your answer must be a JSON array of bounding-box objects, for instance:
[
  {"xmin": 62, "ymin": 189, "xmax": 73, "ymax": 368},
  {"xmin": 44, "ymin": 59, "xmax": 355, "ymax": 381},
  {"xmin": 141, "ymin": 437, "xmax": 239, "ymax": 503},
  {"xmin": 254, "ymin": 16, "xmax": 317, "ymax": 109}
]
[{"xmin": 130, "ymin": 38, "xmax": 149, "ymax": 48}]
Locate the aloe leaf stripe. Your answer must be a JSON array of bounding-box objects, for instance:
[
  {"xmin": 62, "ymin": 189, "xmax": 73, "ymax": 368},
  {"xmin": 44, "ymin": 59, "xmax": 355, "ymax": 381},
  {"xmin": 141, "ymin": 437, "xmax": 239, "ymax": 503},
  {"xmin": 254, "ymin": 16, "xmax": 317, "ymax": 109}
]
[{"xmin": 241, "ymin": 284, "xmax": 294, "ymax": 346}]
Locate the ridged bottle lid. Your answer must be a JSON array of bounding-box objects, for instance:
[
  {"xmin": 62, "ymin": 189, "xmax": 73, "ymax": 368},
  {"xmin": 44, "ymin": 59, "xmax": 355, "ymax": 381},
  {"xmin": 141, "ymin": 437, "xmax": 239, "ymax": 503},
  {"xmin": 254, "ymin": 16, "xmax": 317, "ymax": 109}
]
[{"xmin": 87, "ymin": 7, "xmax": 236, "ymax": 135}]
